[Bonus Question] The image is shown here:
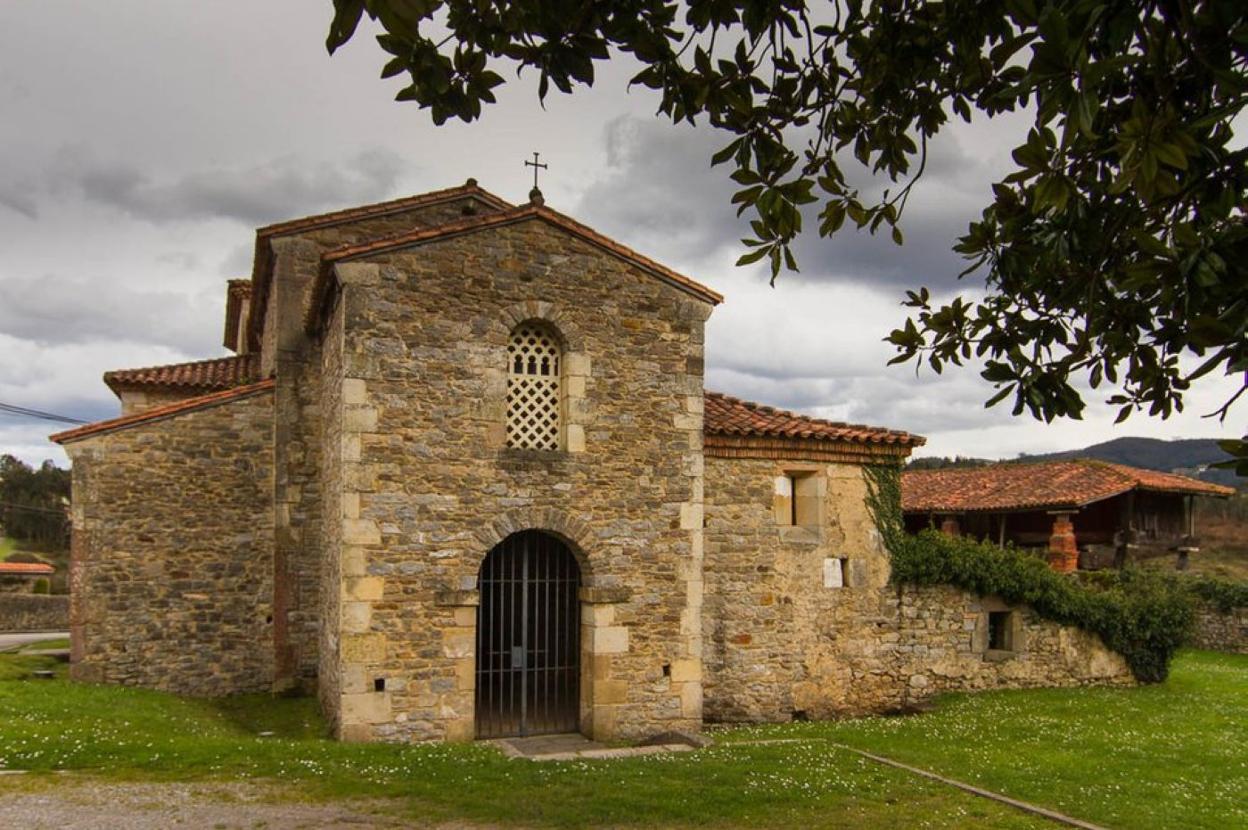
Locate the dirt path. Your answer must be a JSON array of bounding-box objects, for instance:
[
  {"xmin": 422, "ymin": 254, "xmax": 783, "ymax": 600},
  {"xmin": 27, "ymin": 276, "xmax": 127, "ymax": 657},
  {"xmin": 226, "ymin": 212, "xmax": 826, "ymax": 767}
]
[{"xmin": 0, "ymin": 777, "xmax": 428, "ymax": 829}]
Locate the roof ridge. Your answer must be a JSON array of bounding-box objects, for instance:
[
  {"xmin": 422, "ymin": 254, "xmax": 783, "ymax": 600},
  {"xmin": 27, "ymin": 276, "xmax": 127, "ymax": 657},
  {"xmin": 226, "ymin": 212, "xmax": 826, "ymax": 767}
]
[
  {"xmin": 322, "ymin": 202, "xmax": 535, "ymax": 262},
  {"xmin": 103, "ymin": 353, "xmax": 260, "ymax": 394},
  {"xmin": 704, "ymin": 389, "xmax": 924, "ymax": 447},
  {"xmin": 255, "ymin": 180, "xmax": 514, "ymax": 237},
  {"xmin": 103, "ymin": 353, "xmax": 253, "ymax": 378},
  {"xmin": 904, "ymin": 458, "xmax": 1067, "ymax": 474},
  {"xmin": 52, "ymin": 379, "xmax": 275, "ymax": 445},
  {"xmin": 247, "ymin": 179, "xmax": 514, "ymax": 350}
]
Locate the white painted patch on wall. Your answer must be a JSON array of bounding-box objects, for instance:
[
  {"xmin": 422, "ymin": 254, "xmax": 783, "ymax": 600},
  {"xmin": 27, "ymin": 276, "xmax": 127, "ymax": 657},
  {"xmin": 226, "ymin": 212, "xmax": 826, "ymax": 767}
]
[{"xmin": 823, "ymin": 557, "xmax": 844, "ymax": 588}]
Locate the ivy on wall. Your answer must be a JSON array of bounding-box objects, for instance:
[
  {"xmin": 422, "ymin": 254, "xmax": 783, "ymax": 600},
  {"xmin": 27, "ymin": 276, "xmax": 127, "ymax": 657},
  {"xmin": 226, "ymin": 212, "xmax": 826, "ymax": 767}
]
[{"xmin": 863, "ymin": 462, "xmax": 904, "ymax": 555}]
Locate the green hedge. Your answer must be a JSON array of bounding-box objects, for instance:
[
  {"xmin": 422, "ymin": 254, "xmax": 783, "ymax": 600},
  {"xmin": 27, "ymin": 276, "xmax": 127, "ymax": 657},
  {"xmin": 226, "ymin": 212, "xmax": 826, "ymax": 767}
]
[
  {"xmin": 1185, "ymin": 576, "xmax": 1248, "ymax": 614},
  {"xmin": 889, "ymin": 530, "xmax": 1193, "ymax": 683}
]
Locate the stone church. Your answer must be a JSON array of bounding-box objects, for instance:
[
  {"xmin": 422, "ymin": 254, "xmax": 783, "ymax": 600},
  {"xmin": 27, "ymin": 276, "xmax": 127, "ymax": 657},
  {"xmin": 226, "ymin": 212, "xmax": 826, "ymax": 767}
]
[{"xmin": 52, "ymin": 181, "xmax": 1130, "ymax": 743}]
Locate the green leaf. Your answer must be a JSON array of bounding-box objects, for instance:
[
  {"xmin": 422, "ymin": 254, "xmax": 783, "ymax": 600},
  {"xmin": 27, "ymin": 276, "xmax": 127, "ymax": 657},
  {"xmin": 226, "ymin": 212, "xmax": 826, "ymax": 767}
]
[
  {"xmin": 327, "ymin": 0, "xmax": 367, "ymax": 54},
  {"xmin": 735, "ymin": 246, "xmax": 770, "ymax": 266}
]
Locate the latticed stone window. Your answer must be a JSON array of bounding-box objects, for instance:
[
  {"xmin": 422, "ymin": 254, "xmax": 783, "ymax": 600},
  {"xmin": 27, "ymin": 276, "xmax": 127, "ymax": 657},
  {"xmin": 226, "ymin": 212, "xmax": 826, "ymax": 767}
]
[{"xmin": 506, "ymin": 323, "xmax": 562, "ymax": 450}]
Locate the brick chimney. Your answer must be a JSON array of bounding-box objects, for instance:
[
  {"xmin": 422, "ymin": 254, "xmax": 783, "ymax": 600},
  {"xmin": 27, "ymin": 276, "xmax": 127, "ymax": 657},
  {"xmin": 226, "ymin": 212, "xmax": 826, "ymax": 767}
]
[{"xmin": 1047, "ymin": 512, "xmax": 1078, "ymax": 573}]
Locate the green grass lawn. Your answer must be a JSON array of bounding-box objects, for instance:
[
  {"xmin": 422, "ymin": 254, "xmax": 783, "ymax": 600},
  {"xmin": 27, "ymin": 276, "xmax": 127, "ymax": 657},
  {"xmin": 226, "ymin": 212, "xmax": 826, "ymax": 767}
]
[
  {"xmin": 0, "ymin": 535, "xmax": 16, "ymax": 559},
  {"xmin": 1, "ymin": 651, "xmax": 1244, "ymax": 828}
]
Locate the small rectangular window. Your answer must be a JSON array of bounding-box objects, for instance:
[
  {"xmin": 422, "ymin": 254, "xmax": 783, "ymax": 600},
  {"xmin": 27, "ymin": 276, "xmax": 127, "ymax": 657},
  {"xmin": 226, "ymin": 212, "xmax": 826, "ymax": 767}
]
[
  {"xmin": 775, "ymin": 471, "xmax": 821, "ymax": 527},
  {"xmin": 987, "ymin": 611, "xmax": 1013, "ymax": 652}
]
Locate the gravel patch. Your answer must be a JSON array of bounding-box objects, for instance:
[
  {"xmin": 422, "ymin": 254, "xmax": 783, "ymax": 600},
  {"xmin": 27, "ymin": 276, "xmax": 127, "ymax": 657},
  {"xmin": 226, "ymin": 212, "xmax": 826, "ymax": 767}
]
[{"xmin": 0, "ymin": 777, "xmax": 417, "ymax": 829}]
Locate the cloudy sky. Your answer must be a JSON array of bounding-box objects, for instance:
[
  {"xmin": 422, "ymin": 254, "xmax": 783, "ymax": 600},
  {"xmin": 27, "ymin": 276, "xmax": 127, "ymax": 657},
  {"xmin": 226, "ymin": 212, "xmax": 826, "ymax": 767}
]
[{"xmin": 1, "ymin": 2, "xmax": 1241, "ymax": 467}]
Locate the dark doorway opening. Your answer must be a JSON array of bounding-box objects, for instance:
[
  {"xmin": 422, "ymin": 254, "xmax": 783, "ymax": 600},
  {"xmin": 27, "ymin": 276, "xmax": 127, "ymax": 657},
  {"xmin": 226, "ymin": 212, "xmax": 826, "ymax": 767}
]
[{"xmin": 475, "ymin": 530, "xmax": 581, "ymax": 738}]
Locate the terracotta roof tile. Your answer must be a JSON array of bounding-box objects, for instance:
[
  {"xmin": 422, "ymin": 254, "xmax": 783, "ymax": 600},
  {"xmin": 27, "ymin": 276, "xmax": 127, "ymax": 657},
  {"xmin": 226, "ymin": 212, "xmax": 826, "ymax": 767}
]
[
  {"xmin": 248, "ymin": 180, "xmax": 513, "ymax": 349},
  {"xmin": 51, "ymin": 380, "xmax": 275, "ymax": 445},
  {"xmin": 704, "ymin": 391, "xmax": 924, "ymax": 447},
  {"xmin": 103, "ymin": 354, "xmax": 260, "ymax": 395},
  {"xmin": 306, "ymin": 203, "xmax": 723, "ymax": 332},
  {"xmin": 0, "ymin": 562, "xmax": 55, "ymax": 575},
  {"xmin": 902, "ymin": 459, "xmax": 1235, "ymax": 513}
]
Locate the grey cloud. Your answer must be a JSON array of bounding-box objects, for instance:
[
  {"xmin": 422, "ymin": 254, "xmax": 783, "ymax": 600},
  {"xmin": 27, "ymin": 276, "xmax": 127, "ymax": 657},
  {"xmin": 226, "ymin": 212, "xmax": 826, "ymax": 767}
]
[
  {"xmin": 0, "ymin": 189, "xmax": 38, "ymax": 220},
  {"xmin": 578, "ymin": 115, "xmax": 1008, "ymax": 294},
  {"xmin": 219, "ymin": 244, "xmax": 253, "ymax": 277},
  {"xmin": 578, "ymin": 116, "xmax": 744, "ymax": 264},
  {"xmin": 0, "ymin": 274, "xmax": 219, "ymax": 353},
  {"xmin": 787, "ymin": 189, "xmax": 983, "ymax": 292},
  {"xmin": 156, "ymin": 251, "xmax": 202, "ymax": 271},
  {"xmin": 48, "ymin": 147, "xmax": 407, "ymax": 226}
]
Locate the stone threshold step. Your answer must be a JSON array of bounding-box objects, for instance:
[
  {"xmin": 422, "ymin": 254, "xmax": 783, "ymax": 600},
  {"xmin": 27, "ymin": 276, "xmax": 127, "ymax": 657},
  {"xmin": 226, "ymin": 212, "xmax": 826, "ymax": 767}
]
[{"xmin": 492, "ymin": 733, "xmax": 697, "ymax": 762}]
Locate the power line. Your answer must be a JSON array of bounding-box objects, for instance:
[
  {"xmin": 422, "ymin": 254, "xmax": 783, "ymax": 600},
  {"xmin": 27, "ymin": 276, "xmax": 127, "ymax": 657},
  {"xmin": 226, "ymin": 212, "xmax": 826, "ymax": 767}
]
[
  {"xmin": 0, "ymin": 500, "xmax": 68, "ymax": 517},
  {"xmin": 0, "ymin": 401, "xmax": 88, "ymax": 426}
]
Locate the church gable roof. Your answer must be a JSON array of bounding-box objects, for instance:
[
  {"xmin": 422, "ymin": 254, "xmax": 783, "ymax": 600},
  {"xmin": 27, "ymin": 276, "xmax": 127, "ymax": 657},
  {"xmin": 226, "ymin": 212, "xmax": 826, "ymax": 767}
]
[
  {"xmin": 248, "ymin": 179, "xmax": 513, "ymax": 350},
  {"xmin": 252, "ymin": 180, "xmax": 512, "ymax": 239},
  {"xmin": 305, "ymin": 202, "xmax": 723, "ymax": 332}
]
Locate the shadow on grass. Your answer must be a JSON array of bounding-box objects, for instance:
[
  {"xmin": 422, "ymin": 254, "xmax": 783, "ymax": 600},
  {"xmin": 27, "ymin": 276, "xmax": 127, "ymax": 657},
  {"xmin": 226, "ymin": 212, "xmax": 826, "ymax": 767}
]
[{"xmin": 207, "ymin": 693, "xmax": 328, "ymax": 741}]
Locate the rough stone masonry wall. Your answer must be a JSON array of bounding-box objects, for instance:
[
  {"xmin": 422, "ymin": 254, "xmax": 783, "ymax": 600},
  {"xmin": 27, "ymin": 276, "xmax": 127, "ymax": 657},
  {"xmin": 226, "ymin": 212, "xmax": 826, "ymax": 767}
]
[
  {"xmin": 1189, "ymin": 602, "xmax": 1248, "ymax": 654},
  {"xmin": 115, "ymin": 387, "xmax": 204, "ymax": 416},
  {"xmin": 61, "ymin": 391, "xmax": 276, "ymax": 696},
  {"xmin": 321, "ymin": 219, "xmax": 710, "ymax": 742},
  {"xmin": 0, "ymin": 594, "xmax": 69, "ymax": 632},
  {"xmin": 264, "ymin": 196, "xmax": 505, "ymax": 689},
  {"xmin": 317, "ymin": 294, "xmax": 347, "ymax": 729},
  {"xmin": 703, "ymin": 456, "xmax": 1132, "ymax": 722}
]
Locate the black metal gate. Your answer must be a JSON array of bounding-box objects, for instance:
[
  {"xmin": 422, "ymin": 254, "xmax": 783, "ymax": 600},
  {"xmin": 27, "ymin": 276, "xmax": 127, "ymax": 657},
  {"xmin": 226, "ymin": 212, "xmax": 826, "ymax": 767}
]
[{"xmin": 475, "ymin": 530, "xmax": 581, "ymax": 738}]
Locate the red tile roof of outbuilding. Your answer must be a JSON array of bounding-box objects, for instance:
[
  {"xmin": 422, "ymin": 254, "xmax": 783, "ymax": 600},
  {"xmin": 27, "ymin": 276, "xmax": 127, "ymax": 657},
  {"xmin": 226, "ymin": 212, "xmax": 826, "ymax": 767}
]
[
  {"xmin": 704, "ymin": 391, "xmax": 924, "ymax": 447},
  {"xmin": 902, "ymin": 459, "xmax": 1235, "ymax": 513},
  {"xmin": 0, "ymin": 562, "xmax": 55, "ymax": 575}
]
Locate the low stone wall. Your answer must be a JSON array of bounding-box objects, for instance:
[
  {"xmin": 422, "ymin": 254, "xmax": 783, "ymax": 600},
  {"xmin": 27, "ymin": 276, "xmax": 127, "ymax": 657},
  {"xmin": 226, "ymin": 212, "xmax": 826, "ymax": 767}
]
[
  {"xmin": 1189, "ymin": 603, "xmax": 1248, "ymax": 654},
  {"xmin": 886, "ymin": 585, "xmax": 1134, "ymax": 708},
  {"xmin": 703, "ymin": 456, "xmax": 1135, "ymax": 724},
  {"xmin": 0, "ymin": 594, "xmax": 69, "ymax": 632}
]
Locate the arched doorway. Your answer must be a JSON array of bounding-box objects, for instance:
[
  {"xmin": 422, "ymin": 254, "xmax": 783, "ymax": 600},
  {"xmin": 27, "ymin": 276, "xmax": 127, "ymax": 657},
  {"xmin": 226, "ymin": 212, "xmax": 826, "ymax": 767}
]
[{"xmin": 475, "ymin": 530, "xmax": 581, "ymax": 738}]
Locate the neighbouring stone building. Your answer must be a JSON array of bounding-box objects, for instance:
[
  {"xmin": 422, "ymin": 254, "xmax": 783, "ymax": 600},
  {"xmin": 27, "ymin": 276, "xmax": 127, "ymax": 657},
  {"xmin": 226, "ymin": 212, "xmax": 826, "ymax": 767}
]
[{"xmin": 52, "ymin": 181, "xmax": 1133, "ymax": 743}]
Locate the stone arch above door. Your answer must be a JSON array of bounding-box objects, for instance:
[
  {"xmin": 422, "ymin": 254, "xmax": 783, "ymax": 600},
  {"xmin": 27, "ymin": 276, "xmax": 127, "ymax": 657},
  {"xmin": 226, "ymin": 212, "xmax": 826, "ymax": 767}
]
[{"xmin": 472, "ymin": 507, "xmax": 596, "ymax": 581}]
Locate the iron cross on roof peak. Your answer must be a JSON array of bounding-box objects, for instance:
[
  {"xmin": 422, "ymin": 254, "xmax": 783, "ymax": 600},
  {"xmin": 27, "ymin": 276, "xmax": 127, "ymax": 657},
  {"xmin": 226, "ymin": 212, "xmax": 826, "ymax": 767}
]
[{"xmin": 524, "ymin": 152, "xmax": 548, "ymax": 204}]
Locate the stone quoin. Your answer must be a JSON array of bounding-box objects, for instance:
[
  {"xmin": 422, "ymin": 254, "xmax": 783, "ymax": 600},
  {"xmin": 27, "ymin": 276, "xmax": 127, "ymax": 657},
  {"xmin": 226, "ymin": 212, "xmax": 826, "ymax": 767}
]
[{"xmin": 52, "ymin": 181, "xmax": 1133, "ymax": 743}]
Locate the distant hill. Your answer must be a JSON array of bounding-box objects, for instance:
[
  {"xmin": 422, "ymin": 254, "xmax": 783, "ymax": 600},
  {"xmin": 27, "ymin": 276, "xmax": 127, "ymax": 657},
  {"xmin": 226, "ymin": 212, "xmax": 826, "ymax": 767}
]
[
  {"xmin": 1023, "ymin": 437, "xmax": 1240, "ymax": 488},
  {"xmin": 911, "ymin": 437, "xmax": 1241, "ymax": 489}
]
